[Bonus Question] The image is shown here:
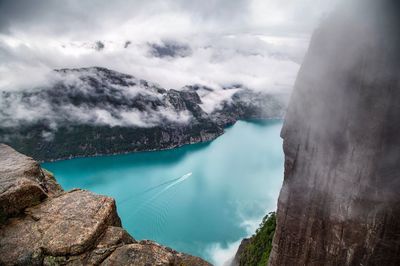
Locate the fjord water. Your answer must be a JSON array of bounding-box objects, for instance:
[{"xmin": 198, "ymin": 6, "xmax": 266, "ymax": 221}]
[{"xmin": 42, "ymin": 120, "xmax": 284, "ymax": 264}]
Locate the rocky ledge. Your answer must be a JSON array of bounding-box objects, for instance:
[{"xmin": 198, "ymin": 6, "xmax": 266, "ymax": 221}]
[{"xmin": 0, "ymin": 143, "xmax": 211, "ymax": 265}]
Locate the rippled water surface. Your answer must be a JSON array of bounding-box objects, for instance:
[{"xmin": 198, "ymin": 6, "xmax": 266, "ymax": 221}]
[{"xmin": 42, "ymin": 120, "xmax": 284, "ymax": 264}]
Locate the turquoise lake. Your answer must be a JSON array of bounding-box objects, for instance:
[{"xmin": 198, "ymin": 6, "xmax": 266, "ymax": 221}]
[{"xmin": 42, "ymin": 120, "xmax": 284, "ymax": 265}]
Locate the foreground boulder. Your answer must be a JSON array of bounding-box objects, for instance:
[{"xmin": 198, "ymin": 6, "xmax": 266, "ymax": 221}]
[
  {"xmin": 0, "ymin": 144, "xmax": 211, "ymax": 265},
  {"xmin": 0, "ymin": 144, "xmax": 62, "ymax": 221},
  {"xmin": 269, "ymin": 1, "xmax": 400, "ymax": 265}
]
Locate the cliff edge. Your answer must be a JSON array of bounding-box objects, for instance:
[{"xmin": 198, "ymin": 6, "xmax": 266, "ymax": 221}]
[
  {"xmin": 269, "ymin": 1, "xmax": 400, "ymax": 265},
  {"xmin": 0, "ymin": 144, "xmax": 211, "ymax": 265}
]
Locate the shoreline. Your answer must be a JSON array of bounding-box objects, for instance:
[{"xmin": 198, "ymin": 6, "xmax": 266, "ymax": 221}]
[{"xmin": 39, "ymin": 117, "xmax": 284, "ymax": 164}]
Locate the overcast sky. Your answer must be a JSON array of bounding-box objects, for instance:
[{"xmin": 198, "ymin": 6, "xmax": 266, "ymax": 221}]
[
  {"xmin": 0, "ymin": 1, "xmax": 339, "ymax": 264},
  {"xmin": 0, "ymin": 0, "xmax": 338, "ymax": 92}
]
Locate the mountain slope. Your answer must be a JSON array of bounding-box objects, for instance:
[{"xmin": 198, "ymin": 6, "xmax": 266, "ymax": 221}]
[{"xmin": 0, "ymin": 67, "xmax": 286, "ymax": 161}]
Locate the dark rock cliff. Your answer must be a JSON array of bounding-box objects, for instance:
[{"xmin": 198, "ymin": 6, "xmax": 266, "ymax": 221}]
[
  {"xmin": 0, "ymin": 144, "xmax": 211, "ymax": 265},
  {"xmin": 269, "ymin": 1, "xmax": 400, "ymax": 265}
]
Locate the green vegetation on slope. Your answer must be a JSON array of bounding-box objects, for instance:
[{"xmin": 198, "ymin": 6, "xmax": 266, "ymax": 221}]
[{"xmin": 238, "ymin": 212, "xmax": 276, "ymax": 266}]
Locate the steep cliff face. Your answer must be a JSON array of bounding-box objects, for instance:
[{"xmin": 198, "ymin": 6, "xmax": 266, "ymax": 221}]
[
  {"xmin": 269, "ymin": 1, "xmax": 400, "ymax": 265},
  {"xmin": 0, "ymin": 144, "xmax": 211, "ymax": 265}
]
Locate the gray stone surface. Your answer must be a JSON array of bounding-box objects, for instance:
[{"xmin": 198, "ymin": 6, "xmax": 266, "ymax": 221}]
[
  {"xmin": 0, "ymin": 143, "xmax": 62, "ymax": 221},
  {"xmin": 269, "ymin": 1, "xmax": 400, "ymax": 265},
  {"xmin": 101, "ymin": 240, "xmax": 211, "ymax": 266}
]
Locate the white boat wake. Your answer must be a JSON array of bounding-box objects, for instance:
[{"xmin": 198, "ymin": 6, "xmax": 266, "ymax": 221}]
[
  {"xmin": 125, "ymin": 172, "xmax": 193, "ymax": 221},
  {"xmin": 119, "ymin": 172, "xmax": 192, "ymax": 205},
  {"xmin": 146, "ymin": 172, "xmax": 192, "ymax": 203}
]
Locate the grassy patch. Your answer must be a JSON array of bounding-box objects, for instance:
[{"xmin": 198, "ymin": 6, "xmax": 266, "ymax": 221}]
[{"xmin": 238, "ymin": 212, "xmax": 276, "ymax": 266}]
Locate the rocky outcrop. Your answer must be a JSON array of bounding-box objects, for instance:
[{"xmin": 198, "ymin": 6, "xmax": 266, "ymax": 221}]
[
  {"xmin": 0, "ymin": 144, "xmax": 62, "ymax": 221},
  {"xmin": 101, "ymin": 240, "xmax": 210, "ymax": 266},
  {"xmin": 0, "ymin": 67, "xmax": 286, "ymax": 162},
  {"xmin": 269, "ymin": 1, "xmax": 400, "ymax": 265},
  {"xmin": 0, "ymin": 144, "xmax": 211, "ymax": 265}
]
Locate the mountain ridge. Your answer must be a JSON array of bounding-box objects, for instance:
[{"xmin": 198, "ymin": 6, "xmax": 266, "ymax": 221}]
[{"xmin": 0, "ymin": 66, "xmax": 286, "ymax": 161}]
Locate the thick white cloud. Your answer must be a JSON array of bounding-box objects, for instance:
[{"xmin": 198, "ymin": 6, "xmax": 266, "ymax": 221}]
[
  {"xmin": 206, "ymin": 240, "xmax": 242, "ymax": 266},
  {"xmin": 0, "ymin": 68, "xmax": 194, "ymax": 128},
  {"xmin": 0, "ymin": 0, "xmax": 338, "ymax": 93}
]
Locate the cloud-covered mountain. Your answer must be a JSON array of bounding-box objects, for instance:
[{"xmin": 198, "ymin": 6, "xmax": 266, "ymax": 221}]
[
  {"xmin": 0, "ymin": 0, "xmax": 337, "ymax": 98},
  {"xmin": 1, "ymin": 67, "xmax": 193, "ymax": 128},
  {"xmin": 0, "ymin": 67, "xmax": 286, "ymax": 161},
  {"xmin": 0, "ymin": 0, "xmax": 336, "ymax": 162}
]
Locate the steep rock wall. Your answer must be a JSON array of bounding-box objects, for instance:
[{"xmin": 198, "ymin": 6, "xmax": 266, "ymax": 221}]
[{"xmin": 269, "ymin": 1, "xmax": 400, "ymax": 265}]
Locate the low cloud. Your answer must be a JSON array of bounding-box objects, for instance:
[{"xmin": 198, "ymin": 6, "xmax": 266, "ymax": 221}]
[
  {"xmin": 204, "ymin": 196, "xmax": 278, "ymax": 266},
  {"xmin": 198, "ymin": 87, "xmax": 241, "ymax": 113},
  {"xmin": 0, "ymin": 34, "xmax": 305, "ymax": 93},
  {"xmin": 0, "ymin": 68, "xmax": 192, "ymax": 129},
  {"xmin": 0, "ymin": 0, "xmax": 338, "ymax": 129},
  {"xmin": 206, "ymin": 240, "xmax": 242, "ymax": 266},
  {"xmin": 0, "ymin": 0, "xmax": 337, "ymax": 93}
]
